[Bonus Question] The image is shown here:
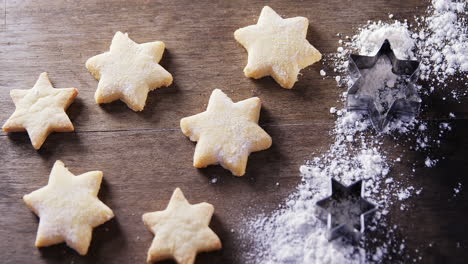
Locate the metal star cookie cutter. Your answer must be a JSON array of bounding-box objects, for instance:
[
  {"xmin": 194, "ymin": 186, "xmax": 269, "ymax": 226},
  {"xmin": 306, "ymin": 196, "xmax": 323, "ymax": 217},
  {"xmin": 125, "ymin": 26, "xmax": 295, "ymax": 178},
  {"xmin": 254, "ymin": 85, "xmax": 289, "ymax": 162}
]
[
  {"xmin": 347, "ymin": 39, "xmax": 421, "ymax": 131},
  {"xmin": 316, "ymin": 178, "xmax": 377, "ymax": 241}
]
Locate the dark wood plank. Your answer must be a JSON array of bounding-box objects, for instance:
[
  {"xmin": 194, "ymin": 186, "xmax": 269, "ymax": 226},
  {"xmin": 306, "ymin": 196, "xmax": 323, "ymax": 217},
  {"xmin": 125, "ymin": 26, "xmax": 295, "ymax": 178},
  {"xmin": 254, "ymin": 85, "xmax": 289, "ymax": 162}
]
[
  {"xmin": 0, "ymin": 0, "xmax": 4, "ymax": 27},
  {"xmin": 384, "ymin": 120, "xmax": 468, "ymax": 263}
]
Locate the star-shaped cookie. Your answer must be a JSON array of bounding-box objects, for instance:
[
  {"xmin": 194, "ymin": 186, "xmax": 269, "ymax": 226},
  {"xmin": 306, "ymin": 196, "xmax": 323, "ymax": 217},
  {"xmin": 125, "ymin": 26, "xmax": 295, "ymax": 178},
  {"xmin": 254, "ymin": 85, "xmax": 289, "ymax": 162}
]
[
  {"xmin": 180, "ymin": 89, "xmax": 272, "ymax": 176},
  {"xmin": 2, "ymin": 72, "xmax": 78, "ymax": 149},
  {"xmin": 23, "ymin": 160, "xmax": 114, "ymax": 255},
  {"xmin": 142, "ymin": 188, "xmax": 222, "ymax": 264},
  {"xmin": 86, "ymin": 31, "xmax": 173, "ymax": 111},
  {"xmin": 234, "ymin": 6, "xmax": 322, "ymax": 89}
]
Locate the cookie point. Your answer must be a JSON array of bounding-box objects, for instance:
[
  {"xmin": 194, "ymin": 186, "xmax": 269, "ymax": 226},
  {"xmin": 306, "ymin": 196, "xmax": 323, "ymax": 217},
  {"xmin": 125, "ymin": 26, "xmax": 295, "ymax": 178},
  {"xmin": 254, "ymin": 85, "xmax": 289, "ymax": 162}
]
[
  {"xmin": 193, "ymin": 158, "xmax": 207, "ymax": 168},
  {"xmin": 297, "ymin": 16, "xmax": 309, "ymax": 23},
  {"xmin": 75, "ymin": 246, "xmax": 88, "ymax": 256},
  {"xmin": 279, "ymin": 81, "xmax": 295, "ymax": 89},
  {"xmin": 142, "ymin": 212, "xmax": 149, "ymax": 223},
  {"xmin": 129, "ymin": 104, "xmax": 145, "ymax": 112},
  {"xmin": 113, "ymin": 31, "xmax": 128, "ymax": 41},
  {"xmin": 107, "ymin": 209, "xmax": 115, "ymax": 220},
  {"xmin": 163, "ymin": 75, "xmax": 173, "ymax": 87},
  {"xmin": 266, "ymin": 135, "xmax": 273, "ymax": 147},
  {"xmin": 202, "ymin": 202, "xmax": 215, "ymax": 213},
  {"xmin": 32, "ymin": 141, "xmax": 42, "ymax": 150},
  {"xmin": 243, "ymin": 66, "xmax": 257, "ymax": 78},
  {"xmin": 146, "ymin": 253, "xmax": 154, "ymax": 264},
  {"xmin": 84, "ymin": 58, "xmax": 93, "ymax": 70},
  {"xmin": 180, "ymin": 117, "xmax": 188, "ymax": 131},
  {"xmin": 230, "ymin": 166, "xmax": 246, "ymax": 177},
  {"xmin": 172, "ymin": 187, "xmax": 187, "ymax": 202},
  {"xmin": 233, "ymin": 28, "xmax": 243, "ymax": 40},
  {"xmin": 157, "ymin": 41, "xmax": 166, "ymax": 50},
  {"xmin": 318, "ymin": 52, "xmax": 323, "ymax": 61},
  {"xmin": 94, "ymin": 95, "xmax": 103, "ymax": 104},
  {"xmin": 93, "ymin": 170, "xmax": 104, "ymax": 180},
  {"xmin": 34, "ymin": 238, "xmax": 43, "ymax": 248},
  {"xmin": 54, "ymin": 160, "xmax": 65, "ymax": 166},
  {"xmin": 22, "ymin": 193, "xmax": 31, "ymax": 203},
  {"xmin": 216, "ymin": 240, "xmax": 223, "ymax": 249}
]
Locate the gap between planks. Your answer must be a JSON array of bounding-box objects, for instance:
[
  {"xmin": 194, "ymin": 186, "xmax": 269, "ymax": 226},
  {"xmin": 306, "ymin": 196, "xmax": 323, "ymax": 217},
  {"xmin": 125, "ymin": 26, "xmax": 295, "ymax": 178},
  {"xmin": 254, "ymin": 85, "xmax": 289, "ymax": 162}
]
[
  {"xmin": 1, "ymin": 116, "xmax": 465, "ymax": 137},
  {"xmin": 0, "ymin": 122, "xmax": 335, "ymax": 136}
]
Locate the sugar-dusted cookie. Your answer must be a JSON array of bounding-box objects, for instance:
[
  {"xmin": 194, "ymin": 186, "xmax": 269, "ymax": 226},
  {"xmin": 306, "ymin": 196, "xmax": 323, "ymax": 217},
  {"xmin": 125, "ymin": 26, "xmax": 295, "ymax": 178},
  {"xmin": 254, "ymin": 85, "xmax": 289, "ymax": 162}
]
[
  {"xmin": 180, "ymin": 89, "xmax": 272, "ymax": 176},
  {"xmin": 234, "ymin": 6, "xmax": 322, "ymax": 89},
  {"xmin": 23, "ymin": 160, "xmax": 114, "ymax": 255},
  {"xmin": 142, "ymin": 188, "xmax": 221, "ymax": 264},
  {"xmin": 2, "ymin": 72, "xmax": 78, "ymax": 149},
  {"xmin": 86, "ymin": 31, "xmax": 173, "ymax": 111}
]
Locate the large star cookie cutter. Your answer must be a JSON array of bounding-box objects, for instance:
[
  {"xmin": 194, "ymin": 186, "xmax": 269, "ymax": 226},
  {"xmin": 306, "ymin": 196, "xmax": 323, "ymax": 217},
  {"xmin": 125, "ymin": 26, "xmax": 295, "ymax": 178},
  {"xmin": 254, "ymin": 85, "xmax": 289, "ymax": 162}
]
[
  {"xmin": 347, "ymin": 39, "xmax": 421, "ymax": 131},
  {"xmin": 316, "ymin": 178, "xmax": 377, "ymax": 241}
]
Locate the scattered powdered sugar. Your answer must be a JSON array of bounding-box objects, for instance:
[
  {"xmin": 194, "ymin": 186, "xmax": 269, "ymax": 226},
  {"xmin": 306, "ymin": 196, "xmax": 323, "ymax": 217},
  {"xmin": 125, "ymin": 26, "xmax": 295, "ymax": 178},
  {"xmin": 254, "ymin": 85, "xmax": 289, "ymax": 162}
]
[
  {"xmin": 241, "ymin": 1, "xmax": 464, "ymax": 263},
  {"xmin": 241, "ymin": 112, "xmax": 384, "ymax": 263},
  {"xmin": 397, "ymin": 186, "xmax": 415, "ymax": 201},
  {"xmin": 415, "ymin": 0, "xmax": 467, "ymax": 82},
  {"xmin": 453, "ymin": 182, "xmax": 462, "ymax": 197},
  {"xmin": 424, "ymin": 157, "xmax": 437, "ymax": 167},
  {"xmin": 241, "ymin": 111, "xmax": 419, "ymax": 263}
]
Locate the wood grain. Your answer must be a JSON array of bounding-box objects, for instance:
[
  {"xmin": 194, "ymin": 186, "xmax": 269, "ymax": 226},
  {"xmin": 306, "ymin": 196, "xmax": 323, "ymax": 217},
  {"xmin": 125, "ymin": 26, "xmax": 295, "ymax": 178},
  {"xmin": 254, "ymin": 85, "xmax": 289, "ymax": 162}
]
[{"xmin": 0, "ymin": 0, "xmax": 467, "ymax": 263}]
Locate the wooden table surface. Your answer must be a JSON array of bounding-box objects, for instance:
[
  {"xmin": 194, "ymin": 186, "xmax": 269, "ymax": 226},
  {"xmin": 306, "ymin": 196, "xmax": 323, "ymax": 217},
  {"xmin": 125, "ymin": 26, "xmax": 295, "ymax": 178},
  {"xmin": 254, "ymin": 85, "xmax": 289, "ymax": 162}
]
[{"xmin": 1, "ymin": 0, "xmax": 467, "ymax": 263}]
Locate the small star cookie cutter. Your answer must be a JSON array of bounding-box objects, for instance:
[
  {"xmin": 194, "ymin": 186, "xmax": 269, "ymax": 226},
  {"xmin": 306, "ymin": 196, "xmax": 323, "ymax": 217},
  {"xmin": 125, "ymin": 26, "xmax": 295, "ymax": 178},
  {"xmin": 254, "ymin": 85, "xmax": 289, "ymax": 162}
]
[
  {"xmin": 315, "ymin": 178, "xmax": 377, "ymax": 241},
  {"xmin": 347, "ymin": 39, "xmax": 421, "ymax": 131}
]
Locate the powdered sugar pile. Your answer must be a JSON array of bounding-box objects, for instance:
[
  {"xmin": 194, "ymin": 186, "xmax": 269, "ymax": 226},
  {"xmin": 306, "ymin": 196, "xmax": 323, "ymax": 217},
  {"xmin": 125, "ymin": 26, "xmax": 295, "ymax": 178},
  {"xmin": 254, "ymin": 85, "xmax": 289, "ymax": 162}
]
[
  {"xmin": 332, "ymin": 20, "xmax": 415, "ymax": 81},
  {"xmin": 352, "ymin": 21, "xmax": 416, "ymax": 59},
  {"xmin": 241, "ymin": 0, "xmax": 465, "ymax": 263},
  {"xmin": 415, "ymin": 0, "xmax": 467, "ymax": 82}
]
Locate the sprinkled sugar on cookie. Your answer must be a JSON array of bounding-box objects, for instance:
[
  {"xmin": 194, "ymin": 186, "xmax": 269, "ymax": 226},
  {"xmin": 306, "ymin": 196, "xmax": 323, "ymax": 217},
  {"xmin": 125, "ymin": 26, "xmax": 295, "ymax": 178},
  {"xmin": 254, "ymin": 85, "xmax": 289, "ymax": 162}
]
[
  {"xmin": 86, "ymin": 31, "xmax": 173, "ymax": 111},
  {"xmin": 180, "ymin": 89, "xmax": 272, "ymax": 176},
  {"xmin": 234, "ymin": 6, "xmax": 322, "ymax": 88}
]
